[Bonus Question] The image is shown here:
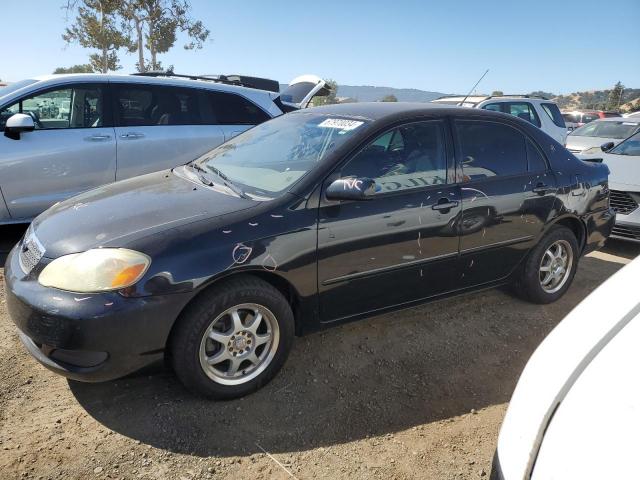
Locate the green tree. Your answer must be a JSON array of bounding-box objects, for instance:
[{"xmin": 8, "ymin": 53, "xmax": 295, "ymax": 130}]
[
  {"xmin": 607, "ymin": 81, "xmax": 625, "ymax": 111},
  {"xmin": 63, "ymin": 0, "xmax": 132, "ymax": 73},
  {"xmin": 381, "ymin": 94, "xmax": 398, "ymax": 102},
  {"xmin": 311, "ymin": 79, "xmax": 338, "ymax": 106},
  {"xmin": 491, "ymin": 90, "xmax": 503, "ymax": 96},
  {"xmin": 53, "ymin": 64, "xmax": 95, "ymax": 73},
  {"xmin": 120, "ymin": 0, "xmax": 210, "ymax": 72}
]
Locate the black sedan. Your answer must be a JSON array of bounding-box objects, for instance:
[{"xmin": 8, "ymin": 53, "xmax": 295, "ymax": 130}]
[{"xmin": 5, "ymin": 103, "xmax": 614, "ymax": 399}]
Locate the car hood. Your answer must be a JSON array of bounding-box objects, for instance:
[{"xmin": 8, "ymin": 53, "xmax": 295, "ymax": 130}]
[
  {"xmin": 32, "ymin": 166, "xmax": 257, "ymax": 259},
  {"xmin": 598, "ymin": 152, "xmax": 640, "ymax": 191},
  {"xmin": 531, "ymin": 310, "xmax": 640, "ymax": 479},
  {"xmin": 565, "ymin": 135, "xmax": 618, "ymax": 152},
  {"xmin": 495, "ymin": 256, "xmax": 640, "ymax": 480}
]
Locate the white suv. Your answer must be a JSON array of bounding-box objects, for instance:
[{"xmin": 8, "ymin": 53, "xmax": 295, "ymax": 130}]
[
  {"xmin": 431, "ymin": 95, "xmax": 567, "ymax": 144},
  {"xmin": 0, "ymin": 72, "xmax": 328, "ymax": 224}
]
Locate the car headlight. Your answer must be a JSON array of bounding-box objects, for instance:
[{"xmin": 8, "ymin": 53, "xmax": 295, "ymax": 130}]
[{"xmin": 39, "ymin": 248, "xmax": 151, "ymax": 292}]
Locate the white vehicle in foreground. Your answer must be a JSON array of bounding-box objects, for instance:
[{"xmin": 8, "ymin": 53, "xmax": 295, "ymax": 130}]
[
  {"xmin": 491, "ymin": 255, "xmax": 640, "ymax": 480},
  {"xmin": 431, "ymin": 95, "xmax": 567, "ymax": 144}
]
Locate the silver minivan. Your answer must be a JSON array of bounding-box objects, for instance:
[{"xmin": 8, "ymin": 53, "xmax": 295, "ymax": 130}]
[{"xmin": 0, "ymin": 73, "xmax": 328, "ymax": 224}]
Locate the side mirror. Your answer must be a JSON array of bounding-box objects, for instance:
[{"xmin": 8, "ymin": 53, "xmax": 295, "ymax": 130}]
[
  {"xmin": 325, "ymin": 177, "xmax": 376, "ymax": 201},
  {"xmin": 4, "ymin": 113, "xmax": 35, "ymax": 140},
  {"xmin": 601, "ymin": 141, "xmax": 615, "ymax": 152}
]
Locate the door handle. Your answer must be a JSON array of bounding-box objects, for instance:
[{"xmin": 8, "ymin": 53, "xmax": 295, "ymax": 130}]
[
  {"xmin": 120, "ymin": 132, "xmax": 145, "ymax": 139},
  {"xmin": 432, "ymin": 198, "xmax": 459, "ymax": 211},
  {"xmin": 86, "ymin": 134, "xmax": 111, "ymax": 141},
  {"xmin": 532, "ymin": 183, "xmax": 548, "ymax": 194}
]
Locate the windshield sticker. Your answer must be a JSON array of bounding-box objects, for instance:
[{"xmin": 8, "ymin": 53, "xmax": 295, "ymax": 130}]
[{"xmin": 318, "ymin": 118, "xmax": 364, "ymax": 131}]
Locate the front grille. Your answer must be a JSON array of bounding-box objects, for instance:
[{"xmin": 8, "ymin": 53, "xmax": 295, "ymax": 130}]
[
  {"xmin": 609, "ymin": 190, "xmax": 639, "ymax": 215},
  {"xmin": 611, "ymin": 224, "xmax": 640, "ymax": 241},
  {"xmin": 19, "ymin": 230, "xmax": 44, "ymax": 274}
]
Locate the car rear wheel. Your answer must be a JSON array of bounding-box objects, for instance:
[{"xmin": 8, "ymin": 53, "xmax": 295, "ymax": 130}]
[
  {"xmin": 513, "ymin": 226, "xmax": 579, "ymax": 304},
  {"xmin": 170, "ymin": 275, "xmax": 294, "ymax": 399}
]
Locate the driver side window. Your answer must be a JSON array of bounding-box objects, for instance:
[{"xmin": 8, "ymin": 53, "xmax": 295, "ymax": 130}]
[
  {"xmin": 0, "ymin": 85, "xmax": 105, "ymax": 131},
  {"xmin": 341, "ymin": 120, "xmax": 447, "ymax": 194}
]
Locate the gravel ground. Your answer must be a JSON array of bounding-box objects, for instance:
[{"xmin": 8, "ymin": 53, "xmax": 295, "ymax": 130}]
[{"xmin": 1, "ymin": 226, "xmax": 638, "ymax": 480}]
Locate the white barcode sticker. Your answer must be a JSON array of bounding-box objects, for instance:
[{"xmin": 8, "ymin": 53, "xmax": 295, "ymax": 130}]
[{"xmin": 318, "ymin": 118, "xmax": 364, "ymax": 131}]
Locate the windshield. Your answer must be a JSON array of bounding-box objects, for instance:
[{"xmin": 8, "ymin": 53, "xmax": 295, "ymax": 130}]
[
  {"xmin": 0, "ymin": 79, "xmax": 38, "ymax": 99},
  {"xmin": 193, "ymin": 112, "xmax": 369, "ymax": 198},
  {"xmin": 571, "ymin": 120, "xmax": 639, "ymax": 139},
  {"xmin": 609, "ymin": 132, "xmax": 640, "ymax": 156}
]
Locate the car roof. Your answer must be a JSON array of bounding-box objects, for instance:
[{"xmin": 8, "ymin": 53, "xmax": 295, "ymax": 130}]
[
  {"xmin": 30, "ymin": 73, "xmax": 277, "ymax": 97},
  {"xmin": 299, "ymin": 101, "xmax": 465, "ymax": 120}
]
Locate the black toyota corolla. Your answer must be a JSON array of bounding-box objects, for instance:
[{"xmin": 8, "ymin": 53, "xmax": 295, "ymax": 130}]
[{"xmin": 5, "ymin": 103, "xmax": 614, "ymax": 399}]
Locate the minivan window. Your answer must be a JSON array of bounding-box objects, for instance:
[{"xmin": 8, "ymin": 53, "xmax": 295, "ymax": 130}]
[
  {"xmin": 194, "ymin": 113, "xmax": 369, "ymax": 198},
  {"xmin": 342, "ymin": 121, "xmax": 447, "ymax": 193},
  {"xmin": 208, "ymin": 91, "xmax": 270, "ymax": 125},
  {"xmin": 1, "ymin": 85, "xmax": 105, "ymax": 130},
  {"xmin": 541, "ymin": 103, "xmax": 566, "ymax": 128},
  {"xmin": 456, "ymin": 121, "xmax": 527, "ymax": 178},
  {"xmin": 115, "ymin": 85, "xmax": 202, "ymax": 126}
]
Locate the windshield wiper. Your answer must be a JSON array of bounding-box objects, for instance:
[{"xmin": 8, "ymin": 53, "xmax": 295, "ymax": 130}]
[{"xmin": 190, "ymin": 163, "xmax": 250, "ymax": 199}]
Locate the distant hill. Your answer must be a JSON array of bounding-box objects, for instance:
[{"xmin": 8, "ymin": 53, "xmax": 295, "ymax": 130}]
[
  {"xmin": 280, "ymin": 83, "xmax": 447, "ymax": 103},
  {"xmin": 335, "ymin": 85, "xmax": 446, "ymax": 102},
  {"xmin": 530, "ymin": 88, "xmax": 640, "ymax": 112}
]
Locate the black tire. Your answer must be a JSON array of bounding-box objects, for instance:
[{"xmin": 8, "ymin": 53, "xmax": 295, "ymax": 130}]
[
  {"xmin": 170, "ymin": 275, "xmax": 294, "ymax": 399},
  {"xmin": 513, "ymin": 225, "xmax": 579, "ymax": 304}
]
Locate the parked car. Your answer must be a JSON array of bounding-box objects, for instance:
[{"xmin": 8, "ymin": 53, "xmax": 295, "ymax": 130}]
[
  {"xmin": 562, "ymin": 110, "xmax": 621, "ymax": 131},
  {"xmin": 577, "ymin": 131, "xmax": 640, "ymax": 242},
  {"xmin": 0, "ymin": 72, "xmax": 329, "ymax": 224},
  {"xmin": 431, "ymin": 95, "xmax": 567, "ymax": 144},
  {"xmin": 565, "ymin": 117, "xmax": 640, "ymax": 153},
  {"xmin": 5, "ymin": 103, "xmax": 614, "ymax": 398},
  {"xmin": 491, "ymin": 255, "xmax": 640, "ymax": 480}
]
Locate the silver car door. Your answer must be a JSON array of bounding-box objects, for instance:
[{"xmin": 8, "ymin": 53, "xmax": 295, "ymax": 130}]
[
  {"xmin": 112, "ymin": 83, "xmax": 225, "ymax": 180},
  {"xmin": 0, "ymin": 83, "xmax": 116, "ymax": 221}
]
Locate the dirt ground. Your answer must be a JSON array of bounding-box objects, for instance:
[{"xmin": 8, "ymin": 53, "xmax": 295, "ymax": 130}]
[{"xmin": 1, "ymin": 226, "xmax": 638, "ymax": 480}]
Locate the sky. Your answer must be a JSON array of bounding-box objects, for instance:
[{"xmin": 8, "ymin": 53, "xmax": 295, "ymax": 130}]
[{"xmin": 1, "ymin": 0, "xmax": 639, "ymax": 95}]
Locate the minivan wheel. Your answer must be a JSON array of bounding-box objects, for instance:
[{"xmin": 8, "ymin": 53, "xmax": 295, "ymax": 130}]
[
  {"xmin": 513, "ymin": 226, "xmax": 579, "ymax": 304},
  {"xmin": 170, "ymin": 276, "xmax": 294, "ymax": 399}
]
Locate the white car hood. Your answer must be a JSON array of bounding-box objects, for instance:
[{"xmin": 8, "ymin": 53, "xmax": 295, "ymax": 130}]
[
  {"xmin": 565, "ymin": 135, "xmax": 618, "ymax": 152},
  {"xmin": 531, "ymin": 312, "xmax": 640, "ymax": 479},
  {"xmin": 496, "ymin": 257, "xmax": 640, "ymax": 480},
  {"xmin": 599, "ymin": 152, "xmax": 640, "ymax": 192}
]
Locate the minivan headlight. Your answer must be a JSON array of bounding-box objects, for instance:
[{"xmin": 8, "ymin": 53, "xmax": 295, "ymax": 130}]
[{"xmin": 39, "ymin": 248, "xmax": 151, "ymax": 292}]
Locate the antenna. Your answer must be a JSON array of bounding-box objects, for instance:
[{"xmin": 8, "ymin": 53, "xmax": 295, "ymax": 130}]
[{"xmin": 460, "ymin": 69, "xmax": 489, "ymax": 106}]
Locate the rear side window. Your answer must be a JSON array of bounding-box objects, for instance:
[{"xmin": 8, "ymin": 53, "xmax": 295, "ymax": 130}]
[
  {"xmin": 114, "ymin": 85, "xmax": 202, "ymax": 126},
  {"xmin": 456, "ymin": 121, "xmax": 527, "ymax": 178},
  {"xmin": 207, "ymin": 91, "xmax": 270, "ymax": 125},
  {"xmin": 541, "ymin": 103, "xmax": 566, "ymax": 128},
  {"xmin": 526, "ymin": 139, "xmax": 547, "ymax": 172},
  {"xmin": 482, "ymin": 103, "xmax": 503, "ymax": 112},
  {"xmin": 582, "ymin": 113, "xmax": 600, "ymax": 123}
]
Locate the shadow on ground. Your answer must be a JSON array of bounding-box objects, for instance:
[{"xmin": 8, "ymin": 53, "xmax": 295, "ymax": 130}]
[{"xmin": 68, "ymin": 242, "xmax": 637, "ymax": 458}]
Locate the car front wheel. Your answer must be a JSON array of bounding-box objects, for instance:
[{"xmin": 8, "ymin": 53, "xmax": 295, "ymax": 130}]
[
  {"xmin": 170, "ymin": 276, "xmax": 294, "ymax": 399},
  {"xmin": 514, "ymin": 225, "xmax": 579, "ymax": 304}
]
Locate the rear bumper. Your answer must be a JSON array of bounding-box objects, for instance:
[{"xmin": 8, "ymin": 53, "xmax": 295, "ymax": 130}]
[
  {"xmin": 582, "ymin": 207, "xmax": 615, "ymax": 255},
  {"xmin": 4, "ymin": 244, "xmax": 193, "ymax": 382}
]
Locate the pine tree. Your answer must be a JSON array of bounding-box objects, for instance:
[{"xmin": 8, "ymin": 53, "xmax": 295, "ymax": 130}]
[{"xmin": 608, "ymin": 81, "xmax": 625, "ymax": 111}]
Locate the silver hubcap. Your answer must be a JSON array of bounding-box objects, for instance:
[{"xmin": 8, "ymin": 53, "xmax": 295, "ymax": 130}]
[
  {"xmin": 539, "ymin": 240, "xmax": 573, "ymax": 294},
  {"xmin": 199, "ymin": 303, "xmax": 279, "ymax": 386}
]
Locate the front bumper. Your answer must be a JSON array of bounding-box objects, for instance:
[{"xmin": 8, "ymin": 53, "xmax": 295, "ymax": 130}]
[
  {"xmin": 4, "ymin": 244, "xmax": 193, "ymax": 382},
  {"xmin": 610, "ymin": 209, "xmax": 640, "ymax": 243}
]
